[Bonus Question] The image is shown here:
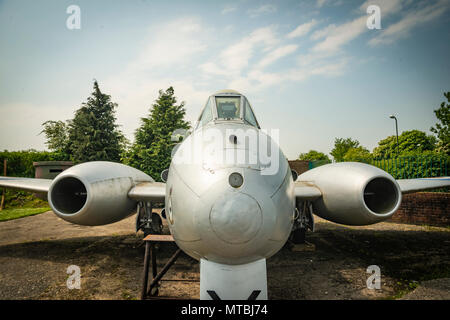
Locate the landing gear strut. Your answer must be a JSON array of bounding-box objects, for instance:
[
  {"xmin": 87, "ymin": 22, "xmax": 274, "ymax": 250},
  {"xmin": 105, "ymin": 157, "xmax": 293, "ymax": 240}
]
[
  {"xmin": 290, "ymin": 200, "xmax": 314, "ymax": 244},
  {"xmin": 136, "ymin": 201, "xmax": 162, "ymax": 236}
]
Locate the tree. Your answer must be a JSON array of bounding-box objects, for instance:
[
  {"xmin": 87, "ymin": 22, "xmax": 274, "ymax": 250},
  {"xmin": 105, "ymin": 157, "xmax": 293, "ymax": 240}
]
[
  {"xmin": 298, "ymin": 150, "xmax": 330, "ymax": 161},
  {"xmin": 372, "ymin": 130, "xmax": 436, "ymax": 159},
  {"xmin": 67, "ymin": 80, "xmax": 126, "ymax": 163},
  {"xmin": 343, "ymin": 146, "xmax": 372, "ymax": 162},
  {"xmin": 124, "ymin": 87, "xmax": 191, "ymax": 181},
  {"xmin": 430, "ymin": 92, "xmax": 450, "ymax": 155},
  {"xmin": 330, "ymin": 138, "xmax": 360, "ymax": 162},
  {"xmin": 40, "ymin": 120, "xmax": 70, "ymax": 157}
]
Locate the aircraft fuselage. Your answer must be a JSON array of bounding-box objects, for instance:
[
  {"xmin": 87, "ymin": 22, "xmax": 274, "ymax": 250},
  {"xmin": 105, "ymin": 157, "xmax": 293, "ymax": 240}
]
[{"xmin": 165, "ymin": 121, "xmax": 295, "ymax": 265}]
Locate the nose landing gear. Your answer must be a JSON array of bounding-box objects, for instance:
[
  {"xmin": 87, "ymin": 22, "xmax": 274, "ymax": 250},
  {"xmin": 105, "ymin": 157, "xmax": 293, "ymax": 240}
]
[
  {"xmin": 290, "ymin": 201, "xmax": 314, "ymax": 244},
  {"xmin": 136, "ymin": 201, "xmax": 163, "ymax": 236}
]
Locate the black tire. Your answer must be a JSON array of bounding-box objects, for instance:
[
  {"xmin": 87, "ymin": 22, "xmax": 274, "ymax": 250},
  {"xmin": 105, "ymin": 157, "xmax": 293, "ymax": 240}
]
[
  {"xmin": 151, "ymin": 212, "xmax": 162, "ymax": 234},
  {"xmin": 290, "ymin": 228, "xmax": 306, "ymax": 244}
]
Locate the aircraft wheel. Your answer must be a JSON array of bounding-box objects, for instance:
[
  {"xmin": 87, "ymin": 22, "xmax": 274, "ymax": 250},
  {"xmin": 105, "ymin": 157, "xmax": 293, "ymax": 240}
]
[
  {"xmin": 151, "ymin": 212, "xmax": 162, "ymax": 234},
  {"xmin": 290, "ymin": 228, "xmax": 306, "ymax": 244}
]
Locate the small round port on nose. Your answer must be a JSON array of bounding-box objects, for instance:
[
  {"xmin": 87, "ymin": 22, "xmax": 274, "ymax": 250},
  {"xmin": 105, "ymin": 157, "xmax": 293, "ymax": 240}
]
[{"xmin": 229, "ymin": 172, "xmax": 243, "ymax": 188}]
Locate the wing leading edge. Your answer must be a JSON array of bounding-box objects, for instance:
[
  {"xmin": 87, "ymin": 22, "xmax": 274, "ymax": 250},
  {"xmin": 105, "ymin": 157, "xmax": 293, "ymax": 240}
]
[
  {"xmin": 293, "ymin": 177, "xmax": 450, "ymax": 201},
  {"xmin": 294, "ymin": 181, "xmax": 322, "ymax": 201},
  {"xmin": 0, "ymin": 177, "xmax": 166, "ymax": 202},
  {"xmin": 127, "ymin": 181, "xmax": 166, "ymax": 202},
  {"xmin": 0, "ymin": 177, "xmax": 52, "ymax": 193},
  {"xmin": 396, "ymin": 177, "xmax": 450, "ymax": 194}
]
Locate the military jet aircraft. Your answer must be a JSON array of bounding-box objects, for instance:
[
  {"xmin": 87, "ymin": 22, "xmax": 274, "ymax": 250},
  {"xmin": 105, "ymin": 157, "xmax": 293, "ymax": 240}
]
[{"xmin": 1, "ymin": 89, "xmax": 449, "ymax": 300}]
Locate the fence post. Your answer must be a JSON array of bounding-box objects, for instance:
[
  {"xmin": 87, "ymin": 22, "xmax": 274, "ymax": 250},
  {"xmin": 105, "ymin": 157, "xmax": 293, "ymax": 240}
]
[{"xmin": 0, "ymin": 159, "xmax": 6, "ymax": 211}]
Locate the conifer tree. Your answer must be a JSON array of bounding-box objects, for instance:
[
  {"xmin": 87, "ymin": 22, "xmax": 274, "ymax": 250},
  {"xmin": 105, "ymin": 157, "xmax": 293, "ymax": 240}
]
[
  {"xmin": 125, "ymin": 87, "xmax": 191, "ymax": 180},
  {"xmin": 67, "ymin": 80, "xmax": 126, "ymax": 163}
]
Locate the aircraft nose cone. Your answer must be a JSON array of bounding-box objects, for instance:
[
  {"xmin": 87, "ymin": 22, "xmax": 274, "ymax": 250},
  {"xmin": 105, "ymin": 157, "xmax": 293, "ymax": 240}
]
[{"xmin": 210, "ymin": 192, "xmax": 262, "ymax": 244}]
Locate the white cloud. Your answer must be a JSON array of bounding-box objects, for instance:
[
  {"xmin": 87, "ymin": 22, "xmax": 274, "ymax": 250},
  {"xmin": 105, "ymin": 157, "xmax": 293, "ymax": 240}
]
[
  {"xmin": 248, "ymin": 4, "xmax": 277, "ymax": 18},
  {"xmin": 202, "ymin": 25, "xmax": 279, "ymax": 76},
  {"xmin": 311, "ymin": 0, "xmax": 415, "ymax": 54},
  {"xmin": 287, "ymin": 19, "xmax": 317, "ymax": 39},
  {"xmin": 316, "ymin": 0, "xmax": 344, "ymax": 8},
  {"xmin": 310, "ymin": 23, "xmax": 337, "ymax": 40},
  {"xmin": 312, "ymin": 16, "xmax": 367, "ymax": 54},
  {"xmin": 129, "ymin": 18, "xmax": 208, "ymax": 71},
  {"xmin": 103, "ymin": 18, "xmax": 214, "ymax": 139},
  {"xmin": 316, "ymin": 0, "xmax": 328, "ymax": 8},
  {"xmin": 103, "ymin": 15, "xmax": 353, "ymax": 136},
  {"xmin": 311, "ymin": 0, "xmax": 406, "ymax": 49},
  {"xmin": 227, "ymin": 56, "xmax": 348, "ymax": 93},
  {"xmin": 200, "ymin": 22, "xmax": 349, "ymax": 94},
  {"xmin": 368, "ymin": 0, "xmax": 450, "ymax": 46},
  {"xmin": 221, "ymin": 5, "xmax": 237, "ymax": 15},
  {"xmin": 257, "ymin": 44, "xmax": 299, "ymax": 68},
  {"xmin": 359, "ymin": 0, "xmax": 404, "ymax": 16}
]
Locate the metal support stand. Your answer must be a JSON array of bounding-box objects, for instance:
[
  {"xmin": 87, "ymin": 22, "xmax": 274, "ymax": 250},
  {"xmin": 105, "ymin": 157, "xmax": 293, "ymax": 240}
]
[{"xmin": 141, "ymin": 234, "xmax": 182, "ymax": 300}]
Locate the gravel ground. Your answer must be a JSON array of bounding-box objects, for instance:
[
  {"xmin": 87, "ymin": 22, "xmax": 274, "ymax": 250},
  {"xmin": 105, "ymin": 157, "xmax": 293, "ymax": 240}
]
[{"xmin": 0, "ymin": 210, "xmax": 449, "ymax": 300}]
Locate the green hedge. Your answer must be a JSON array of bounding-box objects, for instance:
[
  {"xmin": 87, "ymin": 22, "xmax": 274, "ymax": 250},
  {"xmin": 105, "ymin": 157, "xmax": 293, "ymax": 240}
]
[
  {"xmin": 347, "ymin": 155, "xmax": 449, "ymax": 179},
  {"xmin": 309, "ymin": 155, "xmax": 449, "ymax": 179},
  {"xmin": 0, "ymin": 150, "xmax": 69, "ymax": 178},
  {"xmin": 0, "ymin": 150, "xmax": 70, "ymax": 209}
]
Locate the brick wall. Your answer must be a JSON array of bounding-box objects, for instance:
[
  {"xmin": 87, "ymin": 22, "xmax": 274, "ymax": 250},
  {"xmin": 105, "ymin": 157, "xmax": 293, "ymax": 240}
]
[{"xmin": 389, "ymin": 192, "xmax": 450, "ymax": 227}]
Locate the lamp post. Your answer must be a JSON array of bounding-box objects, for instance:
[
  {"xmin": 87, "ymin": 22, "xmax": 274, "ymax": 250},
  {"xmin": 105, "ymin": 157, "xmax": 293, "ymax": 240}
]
[{"xmin": 389, "ymin": 115, "xmax": 399, "ymax": 157}]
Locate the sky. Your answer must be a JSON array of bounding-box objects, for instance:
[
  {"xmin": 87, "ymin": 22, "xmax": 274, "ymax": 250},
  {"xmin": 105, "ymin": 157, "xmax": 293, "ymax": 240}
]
[{"xmin": 0, "ymin": 0, "xmax": 449, "ymax": 159}]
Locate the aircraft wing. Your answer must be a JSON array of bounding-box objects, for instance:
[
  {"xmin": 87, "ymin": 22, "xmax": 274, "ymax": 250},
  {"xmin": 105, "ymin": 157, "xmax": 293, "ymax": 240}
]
[
  {"xmin": 0, "ymin": 177, "xmax": 52, "ymax": 193},
  {"xmin": 128, "ymin": 181, "xmax": 166, "ymax": 202},
  {"xmin": 294, "ymin": 181, "xmax": 322, "ymax": 201},
  {"xmin": 396, "ymin": 177, "xmax": 450, "ymax": 194},
  {"xmin": 0, "ymin": 177, "xmax": 167, "ymax": 203},
  {"xmin": 294, "ymin": 177, "xmax": 450, "ymax": 201}
]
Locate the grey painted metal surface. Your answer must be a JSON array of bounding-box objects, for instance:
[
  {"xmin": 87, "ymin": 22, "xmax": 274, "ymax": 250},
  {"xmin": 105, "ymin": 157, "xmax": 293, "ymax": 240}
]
[
  {"xmin": 128, "ymin": 182, "xmax": 166, "ymax": 202},
  {"xmin": 297, "ymin": 162, "xmax": 402, "ymax": 225},
  {"xmin": 0, "ymin": 176, "xmax": 52, "ymax": 193},
  {"xmin": 165, "ymin": 118, "xmax": 295, "ymax": 265},
  {"xmin": 47, "ymin": 161, "xmax": 154, "ymax": 226},
  {"xmin": 397, "ymin": 177, "xmax": 450, "ymax": 194},
  {"xmin": 294, "ymin": 181, "xmax": 322, "ymax": 201},
  {"xmin": 200, "ymin": 258, "xmax": 267, "ymax": 300}
]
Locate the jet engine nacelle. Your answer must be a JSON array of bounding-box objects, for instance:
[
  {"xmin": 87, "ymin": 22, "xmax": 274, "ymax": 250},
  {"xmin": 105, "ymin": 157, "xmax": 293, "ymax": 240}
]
[
  {"xmin": 297, "ymin": 162, "xmax": 402, "ymax": 225},
  {"xmin": 48, "ymin": 161, "xmax": 153, "ymax": 226}
]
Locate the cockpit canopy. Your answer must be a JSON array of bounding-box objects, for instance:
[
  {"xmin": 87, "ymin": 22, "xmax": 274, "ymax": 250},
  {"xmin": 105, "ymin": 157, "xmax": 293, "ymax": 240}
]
[{"xmin": 196, "ymin": 90, "xmax": 260, "ymax": 129}]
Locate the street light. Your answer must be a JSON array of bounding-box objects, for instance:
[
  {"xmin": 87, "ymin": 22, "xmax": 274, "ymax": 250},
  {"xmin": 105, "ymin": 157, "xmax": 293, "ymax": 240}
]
[{"xmin": 389, "ymin": 115, "xmax": 399, "ymax": 157}]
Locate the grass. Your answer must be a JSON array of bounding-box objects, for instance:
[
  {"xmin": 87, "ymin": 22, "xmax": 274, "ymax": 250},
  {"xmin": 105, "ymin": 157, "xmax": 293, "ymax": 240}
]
[
  {"xmin": 0, "ymin": 190, "xmax": 51, "ymax": 222},
  {"xmin": 0, "ymin": 206, "xmax": 50, "ymax": 222}
]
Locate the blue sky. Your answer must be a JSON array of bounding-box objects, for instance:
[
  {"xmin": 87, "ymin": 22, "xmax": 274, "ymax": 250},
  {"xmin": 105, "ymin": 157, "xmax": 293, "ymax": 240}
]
[{"xmin": 0, "ymin": 0, "xmax": 449, "ymax": 159}]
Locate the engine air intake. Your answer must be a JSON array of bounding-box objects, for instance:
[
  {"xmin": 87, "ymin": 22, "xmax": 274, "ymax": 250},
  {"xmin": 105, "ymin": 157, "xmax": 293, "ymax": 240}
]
[
  {"xmin": 364, "ymin": 177, "xmax": 399, "ymax": 215},
  {"xmin": 50, "ymin": 177, "xmax": 87, "ymax": 214}
]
